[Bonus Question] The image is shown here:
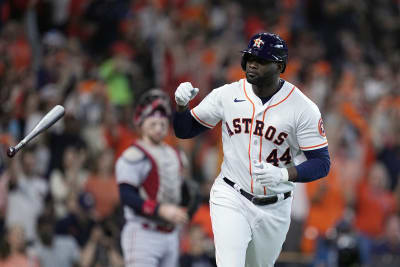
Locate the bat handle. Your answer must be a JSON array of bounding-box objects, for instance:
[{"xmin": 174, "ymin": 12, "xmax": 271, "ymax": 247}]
[
  {"xmin": 7, "ymin": 141, "xmax": 26, "ymax": 158},
  {"xmin": 14, "ymin": 141, "xmax": 26, "ymax": 152}
]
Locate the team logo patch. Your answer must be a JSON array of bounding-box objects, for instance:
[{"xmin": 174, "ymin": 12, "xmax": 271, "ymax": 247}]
[
  {"xmin": 253, "ymin": 37, "xmax": 264, "ymax": 48},
  {"xmin": 318, "ymin": 118, "xmax": 326, "ymax": 137}
]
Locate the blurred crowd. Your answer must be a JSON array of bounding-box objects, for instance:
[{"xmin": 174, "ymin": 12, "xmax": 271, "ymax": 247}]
[{"xmin": 0, "ymin": 0, "xmax": 399, "ymax": 266}]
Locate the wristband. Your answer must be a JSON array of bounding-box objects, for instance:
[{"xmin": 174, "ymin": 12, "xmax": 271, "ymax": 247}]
[{"xmin": 142, "ymin": 199, "xmax": 158, "ymax": 216}]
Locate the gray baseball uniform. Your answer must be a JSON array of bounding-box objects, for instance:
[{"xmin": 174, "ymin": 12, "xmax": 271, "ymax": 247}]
[{"xmin": 116, "ymin": 140, "xmax": 183, "ymax": 267}]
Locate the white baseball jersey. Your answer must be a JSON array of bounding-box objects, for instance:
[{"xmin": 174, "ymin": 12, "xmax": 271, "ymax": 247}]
[{"xmin": 191, "ymin": 78, "xmax": 328, "ymax": 196}]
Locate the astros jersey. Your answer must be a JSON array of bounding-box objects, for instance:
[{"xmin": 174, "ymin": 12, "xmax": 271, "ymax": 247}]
[
  {"xmin": 191, "ymin": 79, "xmax": 328, "ymax": 196},
  {"xmin": 116, "ymin": 140, "xmax": 183, "ymax": 221}
]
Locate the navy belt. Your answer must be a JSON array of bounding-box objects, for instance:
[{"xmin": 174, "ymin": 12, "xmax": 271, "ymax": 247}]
[{"xmin": 223, "ymin": 177, "xmax": 291, "ymax": 205}]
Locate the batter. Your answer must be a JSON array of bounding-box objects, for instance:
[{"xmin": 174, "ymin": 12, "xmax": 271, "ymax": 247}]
[{"xmin": 173, "ymin": 32, "xmax": 331, "ymax": 267}]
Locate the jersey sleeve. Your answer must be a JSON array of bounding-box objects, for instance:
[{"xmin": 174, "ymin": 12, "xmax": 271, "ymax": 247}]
[
  {"xmin": 115, "ymin": 147, "xmax": 152, "ymax": 186},
  {"xmin": 296, "ymin": 103, "xmax": 328, "ymax": 151},
  {"xmin": 190, "ymin": 87, "xmax": 224, "ymax": 128}
]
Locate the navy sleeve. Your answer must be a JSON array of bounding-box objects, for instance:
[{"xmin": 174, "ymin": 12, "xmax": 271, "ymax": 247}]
[
  {"xmin": 173, "ymin": 110, "xmax": 209, "ymax": 139},
  {"xmin": 294, "ymin": 146, "xmax": 330, "ymax": 182},
  {"xmin": 119, "ymin": 183, "xmax": 159, "ymax": 216}
]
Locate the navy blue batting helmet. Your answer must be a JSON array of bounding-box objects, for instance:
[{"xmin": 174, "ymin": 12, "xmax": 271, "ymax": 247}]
[{"xmin": 241, "ymin": 32, "xmax": 288, "ymax": 73}]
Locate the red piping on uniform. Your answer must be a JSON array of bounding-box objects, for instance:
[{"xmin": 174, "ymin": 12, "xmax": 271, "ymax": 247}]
[
  {"xmin": 191, "ymin": 109, "xmax": 214, "ymax": 128},
  {"xmin": 267, "ymin": 86, "xmax": 296, "ymax": 109},
  {"xmin": 259, "ymin": 85, "xmax": 296, "ymax": 195},
  {"xmin": 243, "ymin": 80, "xmax": 256, "ymax": 193},
  {"xmin": 260, "ymin": 110, "xmax": 267, "ymax": 195},
  {"xmin": 259, "ymin": 111, "xmax": 267, "ymax": 162},
  {"xmin": 300, "ymin": 141, "xmax": 328, "ymax": 150}
]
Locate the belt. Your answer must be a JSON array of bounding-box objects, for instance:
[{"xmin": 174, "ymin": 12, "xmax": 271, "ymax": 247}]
[
  {"xmin": 142, "ymin": 223, "xmax": 174, "ymax": 233},
  {"xmin": 223, "ymin": 177, "xmax": 291, "ymax": 206}
]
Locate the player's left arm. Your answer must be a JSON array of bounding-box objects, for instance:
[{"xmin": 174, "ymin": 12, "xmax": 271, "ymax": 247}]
[
  {"xmin": 288, "ymin": 102, "xmax": 330, "ymax": 182},
  {"xmin": 253, "ymin": 146, "xmax": 330, "ymax": 185},
  {"xmin": 251, "ymin": 103, "xmax": 330, "ymax": 186},
  {"xmin": 287, "ymin": 146, "xmax": 330, "ymax": 182}
]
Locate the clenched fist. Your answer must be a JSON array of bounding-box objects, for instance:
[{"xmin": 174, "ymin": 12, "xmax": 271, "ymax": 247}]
[
  {"xmin": 175, "ymin": 82, "xmax": 199, "ymax": 106},
  {"xmin": 253, "ymin": 161, "xmax": 289, "ymax": 186}
]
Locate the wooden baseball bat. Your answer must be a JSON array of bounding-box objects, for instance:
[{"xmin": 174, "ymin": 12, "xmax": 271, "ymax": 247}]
[{"xmin": 6, "ymin": 105, "xmax": 65, "ymax": 158}]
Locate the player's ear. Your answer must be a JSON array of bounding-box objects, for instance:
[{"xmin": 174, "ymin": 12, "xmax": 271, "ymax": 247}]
[{"xmin": 276, "ymin": 62, "xmax": 284, "ymax": 73}]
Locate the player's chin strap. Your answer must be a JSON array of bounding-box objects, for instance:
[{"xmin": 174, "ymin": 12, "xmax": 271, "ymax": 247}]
[{"xmin": 223, "ymin": 177, "xmax": 291, "ymax": 206}]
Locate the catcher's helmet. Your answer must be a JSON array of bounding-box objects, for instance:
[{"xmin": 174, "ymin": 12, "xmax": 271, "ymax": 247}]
[
  {"xmin": 241, "ymin": 32, "xmax": 288, "ymax": 73},
  {"xmin": 133, "ymin": 89, "xmax": 171, "ymax": 127}
]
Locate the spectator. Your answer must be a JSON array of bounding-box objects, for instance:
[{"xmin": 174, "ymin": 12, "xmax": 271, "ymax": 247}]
[
  {"xmin": 80, "ymin": 222, "xmax": 124, "ymax": 267},
  {"xmin": 65, "ymin": 79, "xmax": 110, "ymax": 154},
  {"xmin": 370, "ymin": 215, "xmax": 400, "ymax": 267},
  {"xmin": 85, "ymin": 148, "xmax": 119, "ymax": 220},
  {"xmin": 5, "ymin": 146, "xmax": 48, "ymax": 243},
  {"xmin": 46, "ymin": 114, "xmax": 87, "ymax": 176},
  {"xmin": 102, "ymin": 105, "xmax": 138, "ymax": 159},
  {"xmin": 354, "ymin": 162, "xmax": 397, "ymax": 265},
  {"xmin": 98, "ymin": 42, "xmax": 135, "ymax": 107},
  {"xmin": 0, "ymin": 139, "xmax": 10, "ymax": 237},
  {"xmin": 32, "ymin": 214, "xmax": 80, "ymax": 267},
  {"xmin": 180, "ymin": 224, "xmax": 215, "ymax": 267},
  {"xmin": 0, "ymin": 224, "xmax": 39, "ymax": 267},
  {"xmin": 301, "ymin": 164, "xmax": 346, "ymax": 255},
  {"xmin": 49, "ymin": 144, "xmax": 88, "ymax": 218},
  {"xmin": 190, "ymin": 179, "xmax": 214, "ymax": 240},
  {"xmin": 55, "ymin": 192, "xmax": 97, "ymax": 248}
]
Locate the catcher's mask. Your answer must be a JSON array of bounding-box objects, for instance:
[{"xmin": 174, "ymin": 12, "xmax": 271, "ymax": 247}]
[
  {"xmin": 133, "ymin": 89, "xmax": 172, "ymax": 127},
  {"xmin": 241, "ymin": 32, "xmax": 288, "ymax": 73}
]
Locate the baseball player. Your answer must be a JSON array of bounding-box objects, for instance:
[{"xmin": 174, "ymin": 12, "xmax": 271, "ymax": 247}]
[
  {"xmin": 116, "ymin": 89, "xmax": 189, "ymax": 267},
  {"xmin": 173, "ymin": 32, "xmax": 331, "ymax": 267}
]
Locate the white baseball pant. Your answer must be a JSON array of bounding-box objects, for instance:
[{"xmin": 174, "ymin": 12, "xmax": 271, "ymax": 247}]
[{"xmin": 210, "ymin": 177, "xmax": 292, "ymax": 267}]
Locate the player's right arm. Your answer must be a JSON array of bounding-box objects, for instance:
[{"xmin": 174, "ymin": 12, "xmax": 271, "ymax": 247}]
[
  {"xmin": 173, "ymin": 110, "xmax": 209, "ymax": 139},
  {"xmin": 116, "ymin": 147, "xmax": 188, "ymax": 225},
  {"xmin": 173, "ymin": 82, "xmax": 223, "ymax": 138},
  {"xmin": 173, "ymin": 82, "xmax": 207, "ymax": 138}
]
